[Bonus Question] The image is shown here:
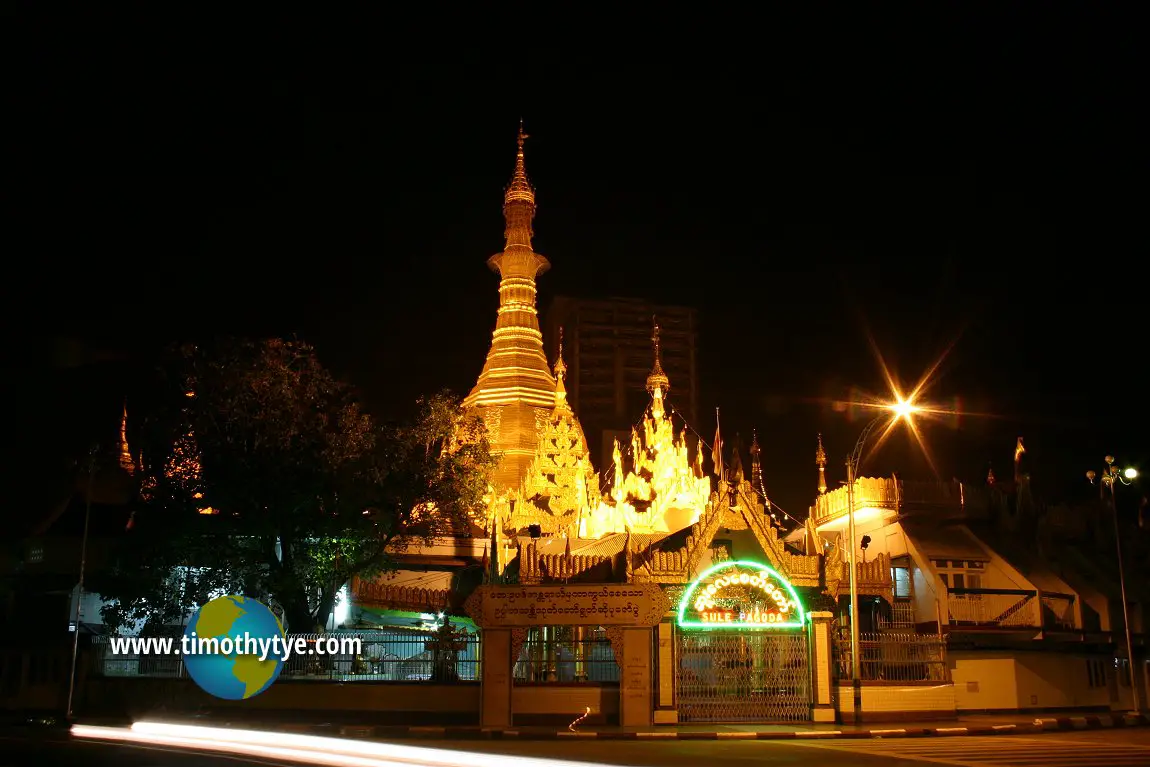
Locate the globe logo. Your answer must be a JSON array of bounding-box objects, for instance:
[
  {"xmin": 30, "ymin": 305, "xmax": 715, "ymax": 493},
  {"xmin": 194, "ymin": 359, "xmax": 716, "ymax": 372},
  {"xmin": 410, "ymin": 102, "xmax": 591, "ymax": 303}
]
[{"xmin": 182, "ymin": 595, "xmax": 285, "ymax": 700}]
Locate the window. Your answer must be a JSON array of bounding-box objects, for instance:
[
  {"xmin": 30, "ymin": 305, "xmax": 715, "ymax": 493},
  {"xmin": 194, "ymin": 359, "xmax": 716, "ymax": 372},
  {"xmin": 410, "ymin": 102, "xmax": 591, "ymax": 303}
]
[
  {"xmin": 933, "ymin": 560, "xmax": 986, "ymax": 598},
  {"xmin": 1087, "ymin": 658, "xmax": 1108, "ymax": 688},
  {"xmin": 892, "ymin": 567, "xmax": 912, "ymax": 599}
]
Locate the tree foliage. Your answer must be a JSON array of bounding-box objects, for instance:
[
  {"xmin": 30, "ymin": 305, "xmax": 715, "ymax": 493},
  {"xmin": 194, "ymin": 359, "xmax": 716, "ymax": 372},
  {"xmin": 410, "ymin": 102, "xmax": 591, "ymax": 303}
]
[{"xmin": 94, "ymin": 338, "xmax": 495, "ymax": 634}]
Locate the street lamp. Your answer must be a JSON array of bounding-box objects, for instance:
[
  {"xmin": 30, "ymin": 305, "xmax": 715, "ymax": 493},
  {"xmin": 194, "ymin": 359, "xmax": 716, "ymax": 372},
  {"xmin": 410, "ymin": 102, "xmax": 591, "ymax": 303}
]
[
  {"xmin": 1087, "ymin": 456, "xmax": 1141, "ymax": 714},
  {"xmin": 845, "ymin": 399, "xmax": 918, "ymax": 724}
]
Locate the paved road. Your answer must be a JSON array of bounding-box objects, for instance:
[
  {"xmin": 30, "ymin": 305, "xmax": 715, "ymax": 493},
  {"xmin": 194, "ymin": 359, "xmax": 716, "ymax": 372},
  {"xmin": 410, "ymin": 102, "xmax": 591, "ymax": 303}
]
[
  {"xmin": 0, "ymin": 734, "xmax": 299, "ymax": 766},
  {"xmin": 414, "ymin": 729, "xmax": 1150, "ymax": 766},
  {"xmin": 3, "ymin": 728, "xmax": 1149, "ymax": 767}
]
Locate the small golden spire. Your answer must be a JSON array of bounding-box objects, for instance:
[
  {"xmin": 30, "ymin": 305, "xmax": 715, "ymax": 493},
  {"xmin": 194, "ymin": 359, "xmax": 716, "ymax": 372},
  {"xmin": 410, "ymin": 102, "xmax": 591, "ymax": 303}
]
[
  {"xmin": 118, "ymin": 400, "xmax": 135, "ymax": 475},
  {"xmin": 552, "ymin": 327, "xmax": 571, "ymax": 415},
  {"xmin": 645, "ymin": 316, "xmax": 670, "ymax": 395},
  {"xmin": 815, "ymin": 434, "xmax": 827, "ymax": 495},
  {"xmin": 554, "ymin": 326, "xmax": 567, "ymax": 379}
]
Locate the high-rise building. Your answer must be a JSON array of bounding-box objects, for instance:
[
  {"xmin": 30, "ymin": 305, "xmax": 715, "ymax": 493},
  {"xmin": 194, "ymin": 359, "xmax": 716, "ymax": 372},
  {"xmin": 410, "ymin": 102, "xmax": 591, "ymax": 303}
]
[{"xmin": 543, "ymin": 297, "xmax": 699, "ymax": 470}]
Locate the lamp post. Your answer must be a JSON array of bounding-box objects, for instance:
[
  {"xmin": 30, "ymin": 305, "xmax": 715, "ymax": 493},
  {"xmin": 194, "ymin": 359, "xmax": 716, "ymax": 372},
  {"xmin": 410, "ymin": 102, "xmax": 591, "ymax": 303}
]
[
  {"xmin": 1087, "ymin": 457, "xmax": 1141, "ymax": 714},
  {"xmin": 66, "ymin": 444, "xmax": 99, "ymax": 720},
  {"xmin": 844, "ymin": 399, "xmax": 917, "ymax": 724}
]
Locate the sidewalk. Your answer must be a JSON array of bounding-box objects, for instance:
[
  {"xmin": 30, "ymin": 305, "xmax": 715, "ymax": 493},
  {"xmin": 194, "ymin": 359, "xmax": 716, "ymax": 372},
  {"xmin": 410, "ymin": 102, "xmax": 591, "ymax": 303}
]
[{"xmin": 158, "ymin": 711, "xmax": 1150, "ymax": 740}]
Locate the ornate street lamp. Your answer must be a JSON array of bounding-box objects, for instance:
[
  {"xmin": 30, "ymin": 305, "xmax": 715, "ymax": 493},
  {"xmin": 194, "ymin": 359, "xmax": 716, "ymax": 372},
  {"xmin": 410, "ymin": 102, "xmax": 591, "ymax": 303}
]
[
  {"xmin": 1087, "ymin": 456, "xmax": 1141, "ymax": 714},
  {"xmin": 844, "ymin": 399, "xmax": 918, "ymax": 724}
]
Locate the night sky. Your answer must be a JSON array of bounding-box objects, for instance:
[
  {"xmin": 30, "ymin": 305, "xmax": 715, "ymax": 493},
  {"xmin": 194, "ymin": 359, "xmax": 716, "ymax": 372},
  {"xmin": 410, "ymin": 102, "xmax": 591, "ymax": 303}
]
[{"xmin": 9, "ymin": 8, "xmax": 1147, "ymax": 524}]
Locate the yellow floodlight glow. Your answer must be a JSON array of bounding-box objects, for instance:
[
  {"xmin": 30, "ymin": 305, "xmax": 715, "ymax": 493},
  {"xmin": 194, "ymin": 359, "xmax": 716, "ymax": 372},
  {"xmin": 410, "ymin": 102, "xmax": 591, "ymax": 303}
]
[
  {"xmin": 1124, "ymin": 467, "xmax": 1138, "ymax": 480},
  {"xmin": 889, "ymin": 398, "xmax": 919, "ymax": 420}
]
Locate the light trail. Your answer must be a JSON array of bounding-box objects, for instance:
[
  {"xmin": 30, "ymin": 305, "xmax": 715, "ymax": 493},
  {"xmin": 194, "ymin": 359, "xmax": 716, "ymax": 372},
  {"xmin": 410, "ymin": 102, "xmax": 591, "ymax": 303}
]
[{"xmin": 71, "ymin": 722, "xmax": 623, "ymax": 767}]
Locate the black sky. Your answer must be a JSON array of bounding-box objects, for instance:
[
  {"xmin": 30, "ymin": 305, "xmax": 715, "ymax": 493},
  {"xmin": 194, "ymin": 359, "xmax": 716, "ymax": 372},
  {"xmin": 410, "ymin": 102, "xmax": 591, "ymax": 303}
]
[{"xmin": 7, "ymin": 8, "xmax": 1147, "ymax": 521}]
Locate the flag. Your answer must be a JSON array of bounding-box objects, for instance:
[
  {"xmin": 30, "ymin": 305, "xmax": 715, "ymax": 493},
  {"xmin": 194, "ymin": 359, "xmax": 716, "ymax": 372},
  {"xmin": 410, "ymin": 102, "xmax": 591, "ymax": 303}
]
[
  {"xmin": 1014, "ymin": 437, "xmax": 1026, "ymax": 483},
  {"xmin": 125, "ymin": 511, "xmax": 135, "ymax": 531},
  {"xmin": 712, "ymin": 407, "xmax": 724, "ymax": 479}
]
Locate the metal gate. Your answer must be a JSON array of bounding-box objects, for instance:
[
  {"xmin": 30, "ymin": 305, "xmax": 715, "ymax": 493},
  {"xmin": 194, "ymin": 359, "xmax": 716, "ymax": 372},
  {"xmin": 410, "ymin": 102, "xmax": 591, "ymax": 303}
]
[{"xmin": 676, "ymin": 629, "xmax": 810, "ymax": 722}]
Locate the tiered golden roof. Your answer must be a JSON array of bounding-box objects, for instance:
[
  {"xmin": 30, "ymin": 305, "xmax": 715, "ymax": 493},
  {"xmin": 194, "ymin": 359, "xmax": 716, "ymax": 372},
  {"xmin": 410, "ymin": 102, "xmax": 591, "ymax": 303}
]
[
  {"xmin": 504, "ymin": 337, "xmax": 599, "ymax": 533},
  {"xmin": 581, "ymin": 329, "xmax": 711, "ymax": 537}
]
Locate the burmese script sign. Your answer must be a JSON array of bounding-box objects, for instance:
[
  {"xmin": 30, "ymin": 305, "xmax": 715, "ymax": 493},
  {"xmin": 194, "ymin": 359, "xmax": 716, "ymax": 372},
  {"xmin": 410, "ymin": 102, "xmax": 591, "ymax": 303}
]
[
  {"xmin": 464, "ymin": 584, "xmax": 672, "ymax": 627},
  {"xmin": 678, "ymin": 560, "xmax": 807, "ymax": 629}
]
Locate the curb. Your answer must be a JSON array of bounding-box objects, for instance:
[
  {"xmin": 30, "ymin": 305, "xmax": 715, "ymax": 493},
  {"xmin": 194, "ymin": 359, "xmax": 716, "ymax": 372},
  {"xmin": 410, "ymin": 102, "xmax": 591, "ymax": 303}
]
[{"xmin": 267, "ymin": 713, "xmax": 1150, "ymax": 741}]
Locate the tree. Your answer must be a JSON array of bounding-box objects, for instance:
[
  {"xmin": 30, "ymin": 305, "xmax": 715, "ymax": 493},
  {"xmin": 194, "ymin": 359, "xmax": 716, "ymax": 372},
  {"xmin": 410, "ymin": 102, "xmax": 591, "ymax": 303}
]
[{"xmin": 94, "ymin": 338, "xmax": 495, "ymax": 634}]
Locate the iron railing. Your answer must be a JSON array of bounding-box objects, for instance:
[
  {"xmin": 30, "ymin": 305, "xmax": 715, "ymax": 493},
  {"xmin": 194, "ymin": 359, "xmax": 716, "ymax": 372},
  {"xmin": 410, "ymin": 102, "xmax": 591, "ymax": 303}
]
[
  {"xmin": 877, "ymin": 601, "xmax": 917, "ymax": 630},
  {"xmin": 836, "ymin": 630, "xmax": 949, "ymax": 684},
  {"xmin": 513, "ymin": 626, "xmax": 619, "ymax": 683},
  {"xmin": 947, "ymin": 588, "xmax": 1039, "ymax": 628},
  {"xmin": 90, "ymin": 630, "xmax": 481, "ymax": 682},
  {"xmin": 1039, "ymin": 593, "xmax": 1076, "ymax": 631}
]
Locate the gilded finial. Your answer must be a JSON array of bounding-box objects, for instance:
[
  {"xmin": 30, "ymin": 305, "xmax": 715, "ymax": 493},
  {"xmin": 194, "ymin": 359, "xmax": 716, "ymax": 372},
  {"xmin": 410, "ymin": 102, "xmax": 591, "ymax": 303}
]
[
  {"xmin": 646, "ymin": 315, "xmax": 670, "ymax": 396},
  {"xmin": 505, "ymin": 120, "xmax": 535, "ymax": 207},
  {"xmin": 750, "ymin": 429, "xmax": 761, "ymax": 456}
]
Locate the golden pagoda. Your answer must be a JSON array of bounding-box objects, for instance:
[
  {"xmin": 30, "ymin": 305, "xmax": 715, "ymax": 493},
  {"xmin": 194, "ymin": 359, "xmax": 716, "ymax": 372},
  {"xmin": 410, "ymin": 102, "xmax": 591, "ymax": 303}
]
[
  {"xmin": 580, "ymin": 320, "xmax": 711, "ymax": 537},
  {"xmin": 463, "ymin": 122, "xmax": 558, "ymax": 492}
]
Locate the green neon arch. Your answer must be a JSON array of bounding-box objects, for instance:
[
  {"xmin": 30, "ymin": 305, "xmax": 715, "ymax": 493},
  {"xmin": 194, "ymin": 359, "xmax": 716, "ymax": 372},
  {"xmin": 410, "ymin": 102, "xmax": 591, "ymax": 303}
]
[{"xmin": 677, "ymin": 559, "xmax": 807, "ymax": 629}]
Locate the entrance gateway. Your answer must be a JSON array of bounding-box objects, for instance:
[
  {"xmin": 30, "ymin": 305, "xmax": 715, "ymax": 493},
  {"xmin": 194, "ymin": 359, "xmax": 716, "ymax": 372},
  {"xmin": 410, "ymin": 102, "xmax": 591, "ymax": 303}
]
[{"xmin": 676, "ymin": 560, "xmax": 811, "ymax": 722}]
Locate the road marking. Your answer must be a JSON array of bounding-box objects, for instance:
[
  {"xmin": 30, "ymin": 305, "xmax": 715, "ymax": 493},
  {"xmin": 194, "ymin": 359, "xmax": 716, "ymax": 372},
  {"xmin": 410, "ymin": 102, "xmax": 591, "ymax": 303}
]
[{"xmin": 791, "ymin": 735, "xmax": 1150, "ymax": 767}]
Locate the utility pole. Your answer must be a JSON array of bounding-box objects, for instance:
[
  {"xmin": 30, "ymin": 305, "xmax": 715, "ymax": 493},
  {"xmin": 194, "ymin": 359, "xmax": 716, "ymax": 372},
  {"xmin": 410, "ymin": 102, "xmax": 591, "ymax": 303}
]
[{"xmin": 66, "ymin": 444, "xmax": 99, "ymax": 720}]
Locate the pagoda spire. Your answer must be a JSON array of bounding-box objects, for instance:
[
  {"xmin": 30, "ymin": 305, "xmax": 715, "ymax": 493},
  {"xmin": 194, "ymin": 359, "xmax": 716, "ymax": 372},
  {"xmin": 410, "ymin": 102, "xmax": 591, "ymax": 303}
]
[
  {"xmin": 646, "ymin": 317, "xmax": 670, "ymax": 420},
  {"xmin": 464, "ymin": 123, "xmax": 559, "ymax": 490},
  {"xmin": 815, "ymin": 433, "xmax": 828, "ymax": 495}
]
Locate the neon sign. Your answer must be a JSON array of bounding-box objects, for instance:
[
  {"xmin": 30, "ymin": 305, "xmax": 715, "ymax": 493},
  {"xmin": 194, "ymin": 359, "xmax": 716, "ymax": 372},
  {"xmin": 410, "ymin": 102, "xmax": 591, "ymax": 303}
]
[{"xmin": 677, "ymin": 560, "xmax": 807, "ymax": 629}]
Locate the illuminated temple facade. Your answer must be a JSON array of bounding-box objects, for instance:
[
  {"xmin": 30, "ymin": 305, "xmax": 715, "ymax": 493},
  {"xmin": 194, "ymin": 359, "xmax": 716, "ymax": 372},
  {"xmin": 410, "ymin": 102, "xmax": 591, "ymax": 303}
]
[{"xmin": 353, "ymin": 127, "xmax": 894, "ymax": 615}]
